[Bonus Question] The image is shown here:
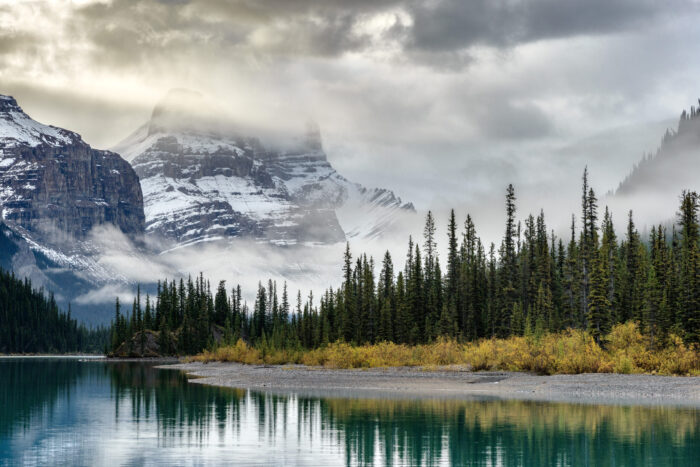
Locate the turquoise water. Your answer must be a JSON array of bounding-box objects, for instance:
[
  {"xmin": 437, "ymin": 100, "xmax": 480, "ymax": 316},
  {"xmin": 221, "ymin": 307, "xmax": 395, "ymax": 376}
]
[{"xmin": 0, "ymin": 358, "xmax": 698, "ymax": 466}]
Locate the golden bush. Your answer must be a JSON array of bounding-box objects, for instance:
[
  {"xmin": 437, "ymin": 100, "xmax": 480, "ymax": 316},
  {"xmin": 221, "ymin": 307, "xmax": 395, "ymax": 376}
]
[{"xmin": 194, "ymin": 324, "xmax": 699, "ymax": 375}]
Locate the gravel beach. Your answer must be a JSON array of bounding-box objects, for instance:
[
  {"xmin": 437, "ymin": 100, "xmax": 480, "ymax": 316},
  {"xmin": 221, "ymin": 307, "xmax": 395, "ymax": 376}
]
[{"xmin": 161, "ymin": 362, "xmax": 700, "ymax": 406}]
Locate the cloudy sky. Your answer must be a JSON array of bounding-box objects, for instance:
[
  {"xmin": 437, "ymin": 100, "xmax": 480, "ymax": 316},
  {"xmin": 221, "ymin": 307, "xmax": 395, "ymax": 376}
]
[{"xmin": 2, "ymin": 0, "xmax": 700, "ymax": 237}]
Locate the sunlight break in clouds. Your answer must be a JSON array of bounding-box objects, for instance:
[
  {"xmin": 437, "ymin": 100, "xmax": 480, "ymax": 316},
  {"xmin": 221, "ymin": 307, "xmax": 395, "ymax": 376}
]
[{"xmin": 2, "ymin": 0, "xmax": 699, "ymax": 221}]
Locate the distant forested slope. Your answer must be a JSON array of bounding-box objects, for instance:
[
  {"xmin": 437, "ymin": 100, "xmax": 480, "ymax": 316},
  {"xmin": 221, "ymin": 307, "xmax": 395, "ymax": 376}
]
[{"xmin": 0, "ymin": 268, "xmax": 108, "ymax": 354}]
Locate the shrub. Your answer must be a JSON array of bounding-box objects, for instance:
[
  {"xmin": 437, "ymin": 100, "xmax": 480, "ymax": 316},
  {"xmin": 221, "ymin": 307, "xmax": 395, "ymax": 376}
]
[
  {"xmin": 194, "ymin": 323, "xmax": 699, "ymax": 376},
  {"xmin": 658, "ymin": 335, "xmax": 700, "ymax": 375},
  {"xmin": 194, "ymin": 339, "xmax": 261, "ymax": 364}
]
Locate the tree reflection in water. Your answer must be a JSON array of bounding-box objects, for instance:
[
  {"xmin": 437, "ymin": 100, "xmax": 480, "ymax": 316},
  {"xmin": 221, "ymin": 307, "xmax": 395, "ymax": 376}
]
[{"xmin": 1, "ymin": 359, "xmax": 698, "ymax": 466}]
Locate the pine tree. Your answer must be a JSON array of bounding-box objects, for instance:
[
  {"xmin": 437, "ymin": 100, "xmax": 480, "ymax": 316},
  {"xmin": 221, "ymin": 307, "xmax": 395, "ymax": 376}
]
[
  {"xmin": 588, "ymin": 249, "xmax": 611, "ymax": 344},
  {"xmin": 677, "ymin": 191, "xmax": 700, "ymax": 342},
  {"xmin": 394, "ymin": 272, "xmax": 410, "ymax": 343},
  {"xmin": 445, "ymin": 209, "xmax": 459, "ymax": 321},
  {"xmin": 501, "ymin": 184, "xmax": 518, "ymax": 336},
  {"xmin": 214, "ymin": 280, "xmax": 228, "ymax": 326},
  {"xmin": 340, "ymin": 243, "xmax": 354, "ymax": 342}
]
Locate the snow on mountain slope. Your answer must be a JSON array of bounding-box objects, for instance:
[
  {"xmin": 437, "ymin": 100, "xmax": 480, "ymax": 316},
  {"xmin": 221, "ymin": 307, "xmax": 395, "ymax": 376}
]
[
  {"xmin": 115, "ymin": 90, "xmax": 414, "ymax": 250},
  {"xmin": 0, "ymin": 95, "xmax": 77, "ymax": 148},
  {"xmin": 0, "ymin": 94, "xmax": 147, "ymax": 322}
]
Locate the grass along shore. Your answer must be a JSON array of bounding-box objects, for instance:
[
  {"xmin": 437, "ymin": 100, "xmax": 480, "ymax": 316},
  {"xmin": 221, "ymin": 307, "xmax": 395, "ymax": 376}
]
[{"xmin": 192, "ymin": 323, "xmax": 699, "ymax": 376}]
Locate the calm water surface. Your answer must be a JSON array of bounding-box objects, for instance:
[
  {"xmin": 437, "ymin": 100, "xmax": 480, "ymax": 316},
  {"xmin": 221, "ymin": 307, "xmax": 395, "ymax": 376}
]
[{"xmin": 0, "ymin": 358, "xmax": 698, "ymax": 466}]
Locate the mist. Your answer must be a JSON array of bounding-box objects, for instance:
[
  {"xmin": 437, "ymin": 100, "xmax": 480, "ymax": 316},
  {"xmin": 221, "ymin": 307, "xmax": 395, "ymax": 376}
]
[
  {"xmin": 3, "ymin": 1, "xmax": 700, "ymax": 221},
  {"xmin": 3, "ymin": 1, "xmax": 700, "ymax": 319}
]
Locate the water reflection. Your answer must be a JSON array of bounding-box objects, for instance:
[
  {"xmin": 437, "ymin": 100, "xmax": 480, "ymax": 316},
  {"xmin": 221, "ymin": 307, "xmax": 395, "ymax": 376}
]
[{"xmin": 1, "ymin": 358, "xmax": 699, "ymax": 466}]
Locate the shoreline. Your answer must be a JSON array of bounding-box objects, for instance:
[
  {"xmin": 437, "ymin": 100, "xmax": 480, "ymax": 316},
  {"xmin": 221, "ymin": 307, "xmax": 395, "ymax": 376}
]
[
  {"xmin": 161, "ymin": 362, "xmax": 700, "ymax": 407},
  {"xmin": 0, "ymin": 354, "xmax": 105, "ymax": 358}
]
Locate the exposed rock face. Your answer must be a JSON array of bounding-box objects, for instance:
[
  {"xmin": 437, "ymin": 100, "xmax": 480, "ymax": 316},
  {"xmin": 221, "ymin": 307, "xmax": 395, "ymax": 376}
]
[
  {"xmin": 0, "ymin": 95, "xmax": 144, "ymax": 241},
  {"xmin": 111, "ymin": 330, "xmax": 163, "ymax": 358},
  {"xmin": 114, "ymin": 90, "xmax": 414, "ymax": 250},
  {"xmin": 0, "ymin": 95, "xmax": 146, "ymax": 324}
]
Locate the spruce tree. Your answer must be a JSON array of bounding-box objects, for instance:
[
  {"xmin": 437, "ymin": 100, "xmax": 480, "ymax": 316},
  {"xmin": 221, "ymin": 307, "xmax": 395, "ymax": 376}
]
[
  {"xmin": 501, "ymin": 184, "xmax": 518, "ymax": 336},
  {"xmin": 588, "ymin": 250, "xmax": 611, "ymax": 344},
  {"xmin": 677, "ymin": 191, "xmax": 700, "ymax": 342}
]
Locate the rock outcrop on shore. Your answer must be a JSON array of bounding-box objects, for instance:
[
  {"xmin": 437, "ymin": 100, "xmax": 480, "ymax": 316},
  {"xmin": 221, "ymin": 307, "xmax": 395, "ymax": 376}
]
[{"xmin": 110, "ymin": 331, "xmax": 163, "ymax": 358}]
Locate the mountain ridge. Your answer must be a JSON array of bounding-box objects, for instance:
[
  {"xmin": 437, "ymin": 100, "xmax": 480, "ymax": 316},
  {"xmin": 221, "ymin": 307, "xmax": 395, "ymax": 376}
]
[
  {"xmin": 114, "ymin": 89, "xmax": 414, "ymax": 250},
  {"xmin": 0, "ymin": 94, "xmax": 145, "ymax": 321},
  {"xmin": 614, "ymin": 99, "xmax": 700, "ymax": 198}
]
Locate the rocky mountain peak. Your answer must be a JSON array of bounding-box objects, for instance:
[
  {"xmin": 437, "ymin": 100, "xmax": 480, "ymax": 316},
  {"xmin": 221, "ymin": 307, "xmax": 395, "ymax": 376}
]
[
  {"xmin": 0, "ymin": 95, "xmax": 20, "ymax": 112},
  {"xmin": 115, "ymin": 90, "xmax": 413, "ymax": 249},
  {"xmin": 0, "ymin": 94, "xmax": 78, "ymax": 148},
  {"xmin": 0, "ymin": 94, "xmax": 144, "ymax": 242}
]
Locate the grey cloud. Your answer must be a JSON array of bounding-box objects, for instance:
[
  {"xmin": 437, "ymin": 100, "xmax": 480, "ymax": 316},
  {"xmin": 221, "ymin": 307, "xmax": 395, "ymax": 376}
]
[
  {"xmin": 476, "ymin": 100, "xmax": 555, "ymax": 140},
  {"xmin": 2, "ymin": 0, "xmax": 700, "ymax": 225},
  {"xmin": 409, "ymin": 0, "xmax": 688, "ymax": 52},
  {"xmin": 67, "ymin": 0, "xmax": 690, "ymax": 70},
  {"xmin": 0, "ymin": 31, "xmax": 39, "ymax": 54},
  {"xmin": 72, "ymin": 0, "xmax": 399, "ymax": 66}
]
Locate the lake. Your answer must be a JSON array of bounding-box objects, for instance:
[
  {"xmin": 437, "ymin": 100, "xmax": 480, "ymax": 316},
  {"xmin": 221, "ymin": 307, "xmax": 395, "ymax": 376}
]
[{"xmin": 0, "ymin": 358, "xmax": 698, "ymax": 466}]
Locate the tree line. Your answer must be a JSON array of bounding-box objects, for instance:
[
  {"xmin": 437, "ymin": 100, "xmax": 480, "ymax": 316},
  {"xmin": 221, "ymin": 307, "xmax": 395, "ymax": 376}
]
[
  {"xmin": 0, "ymin": 268, "xmax": 109, "ymax": 354},
  {"xmin": 110, "ymin": 169, "xmax": 700, "ymax": 355}
]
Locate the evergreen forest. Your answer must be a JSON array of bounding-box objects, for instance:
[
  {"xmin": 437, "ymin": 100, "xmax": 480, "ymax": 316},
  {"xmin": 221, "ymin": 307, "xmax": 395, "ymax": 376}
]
[
  {"xmin": 110, "ymin": 170, "xmax": 700, "ymax": 358},
  {"xmin": 0, "ymin": 268, "xmax": 109, "ymax": 354}
]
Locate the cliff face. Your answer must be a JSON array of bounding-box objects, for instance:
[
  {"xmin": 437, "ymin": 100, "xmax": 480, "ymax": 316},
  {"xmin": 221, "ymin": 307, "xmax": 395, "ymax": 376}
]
[
  {"xmin": 0, "ymin": 94, "xmax": 146, "ymax": 324},
  {"xmin": 0, "ymin": 95, "xmax": 144, "ymax": 241},
  {"xmin": 113, "ymin": 90, "xmax": 413, "ymax": 250}
]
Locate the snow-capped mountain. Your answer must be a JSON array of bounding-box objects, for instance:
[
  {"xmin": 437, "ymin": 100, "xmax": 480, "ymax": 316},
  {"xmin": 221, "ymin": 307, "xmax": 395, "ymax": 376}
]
[
  {"xmin": 0, "ymin": 90, "xmax": 414, "ymax": 323},
  {"xmin": 114, "ymin": 89, "xmax": 414, "ymax": 250},
  {"xmin": 0, "ymin": 94, "xmax": 145, "ymax": 321},
  {"xmin": 0, "ymin": 95, "xmax": 144, "ymax": 240}
]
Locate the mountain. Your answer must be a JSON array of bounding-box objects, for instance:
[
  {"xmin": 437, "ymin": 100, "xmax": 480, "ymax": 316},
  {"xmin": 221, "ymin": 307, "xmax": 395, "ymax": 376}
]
[
  {"xmin": 0, "ymin": 94, "xmax": 145, "ymax": 320},
  {"xmin": 614, "ymin": 100, "xmax": 700, "ymax": 198},
  {"xmin": 0, "ymin": 95, "xmax": 144, "ymax": 240},
  {"xmin": 113, "ymin": 89, "xmax": 414, "ymax": 250},
  {"xmin": 0, "ymin": 90, "xmax": 413, "ymax": 324},
  {"xmin": 606, "ymin": 99, "xmax": 700, "ymax": 227}
]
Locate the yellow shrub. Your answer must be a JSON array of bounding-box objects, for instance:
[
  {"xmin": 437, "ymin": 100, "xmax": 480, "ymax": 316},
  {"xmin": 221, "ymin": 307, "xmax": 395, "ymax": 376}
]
[
  {"xmin": 612, "ymin": 354, "xmax": 637, "ymax": 374},
  {"xmin": 193, "ymin": 324, "xmax": 699, "ymax": 376},
  {"xmin": 608, "ymin": 322, "xmax": 646, "ymax": 353},
  {"xmin": 464, "ymin": 339, "xmax": 497, "ymax": 371},
  {"xmin": 658, "ymin": 335, "xmax": 700, "ymax": 375},
  {"xmin": 549, "ymin": 331, "xmax": 610, "ymax": 374},
  {"xmin": 194, "ymin": 339, "xmax": 261, "ymax": 364},
  {"xmin": 421, "ymin": 338, "xmax": 464, "ymax": 366}
]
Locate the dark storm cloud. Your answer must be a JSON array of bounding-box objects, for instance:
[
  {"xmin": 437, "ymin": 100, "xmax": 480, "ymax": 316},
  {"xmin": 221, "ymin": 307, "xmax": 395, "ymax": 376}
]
[
  {"xmin": 65, "ymin": 0, "xmax": 692, "ymax": 69},
  {"xmin": 408, "ymin": 0, "xmax": 685, "ymax": 52},
  {"xmin": 2, "ymin": 0, "xmax": 699, "ymax": 217}
]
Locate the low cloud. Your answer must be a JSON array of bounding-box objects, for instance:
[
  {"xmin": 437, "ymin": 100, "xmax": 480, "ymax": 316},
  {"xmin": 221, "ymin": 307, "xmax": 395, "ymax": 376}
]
[{"xmin": 2, "ymin": 0, "xmax": 700, "ymax": 286}]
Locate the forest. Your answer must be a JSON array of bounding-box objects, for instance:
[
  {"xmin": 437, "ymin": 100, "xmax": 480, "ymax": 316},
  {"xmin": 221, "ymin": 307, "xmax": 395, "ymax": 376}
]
[
  {"xmin": 109, "ymin": 170, "xmax": 699, "ymax": 371},
  {"xmin": 0, "ymin": 268, "xmax": 109, "ymax": 354}
]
